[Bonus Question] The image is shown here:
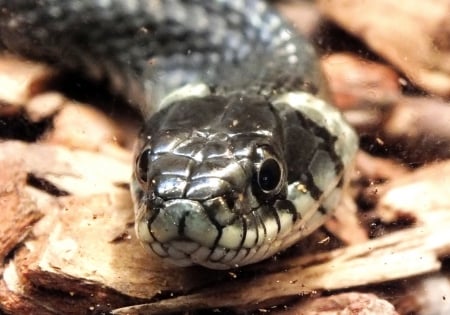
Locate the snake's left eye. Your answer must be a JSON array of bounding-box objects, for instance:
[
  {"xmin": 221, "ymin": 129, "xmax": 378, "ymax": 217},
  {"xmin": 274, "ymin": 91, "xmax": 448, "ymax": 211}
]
[
  {"xmin": 253, "ymin": 145, "xmax": 286, "ymax": 199},
  {"xmin": 136, "ymin": 148, "xmax": 151, "ymax": 184},
  {"xmin": 258, "ymin": 158, "xmax": 283, "ymax": 193}
]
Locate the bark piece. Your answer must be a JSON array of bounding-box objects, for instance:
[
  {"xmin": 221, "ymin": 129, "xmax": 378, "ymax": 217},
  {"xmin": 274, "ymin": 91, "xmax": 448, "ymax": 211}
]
[
  {"xmin": 0, "ymin": 159, "xmax": 42, "ymax": 262},
  {"xmin": 355, "ymin": 151, "xmax": 411, "ymax": 212},
  {"xmin": 355, "ymin": 151, "xmax": 410, "ymax": 183},
  {"xmin": 280, "ymin": 292, "xmax": 398, "ymax": 315},
  {"xmin": 392, "ymin": 273, "xmax": 450, "ymax": 315},
  {"xmin": 320, "ymin": 53, "xmax": 401, "ymax": 135},
  {"xmin": 44, "ymin": 101, "xmax": 125, "ymax": 152},
  {"xmin": 275, "ymin": 1, "xmax": 321, "ymax": 37},
  {"xmin": 376, "ymin": 160, "xmax": 450, "ymax": 225},
  {"xmin": 326, "ymin": 194, "xmax": 368, "ymax": 245},
  {"xmin": 0, "ymin": 55, "xmax": 55, "ymax": 109},
  {"xmin": 321, "ymin": 53, "xmax": 401, "ymax": 110},
  {"xmin": 318, "ymin": 0, "xmax": 450, "ymax": 97},
  {"xmin": 24, "ymin": 92, "xmax": 66, "ymax": 122},
  {"xmin": 0, "ymin": 141, "xmax": 131, "ymax": 197},
  {"xmin": 383, "ymin": 97, "xmax": 450, "ymax": 163},
  {"xmin": 1, "ymin": 257, "xmax": 138, "ymax": 315}
]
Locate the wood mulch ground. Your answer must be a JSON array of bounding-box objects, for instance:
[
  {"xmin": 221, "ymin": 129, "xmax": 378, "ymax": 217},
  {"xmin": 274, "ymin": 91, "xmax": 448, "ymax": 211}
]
[{"xmin": 0, "ymin": 1, "xmax": 449, "ymax": 314}]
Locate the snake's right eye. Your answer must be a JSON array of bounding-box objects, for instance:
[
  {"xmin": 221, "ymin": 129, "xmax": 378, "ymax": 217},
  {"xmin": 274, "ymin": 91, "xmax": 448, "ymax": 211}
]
[{"xmin": 136, "ymin": 148, "xmax": 151, "ymax": 184}]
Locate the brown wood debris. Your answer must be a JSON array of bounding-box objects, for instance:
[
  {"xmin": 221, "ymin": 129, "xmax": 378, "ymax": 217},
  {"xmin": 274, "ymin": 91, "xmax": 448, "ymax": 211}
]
[
  {"xmin": 1, "ymin": 1, "xmax": 450, "ymax": 314},
  {"xmin": 0, "ymin": 55, "xmax": 56, "ymax": 113},
  {"xmin": 376, "ymin": 161, "xmax": 450, "ymax": 226},
  {"xmin": 382, "ymin": 97, "xmax": 450, "ymax": 163},
  {"xmin": 318, "ymin": 0, "xmax": 450, "ymax": 98},
  {"xmin": 0, "ymin": 159, "xmax": 43, "ymax": 263},
  {"xmin": 321, "ymin": 53, "xmax": 401, "ymax": 111},
  {"xmin": 276, "ymin": 292, "xmax": 399, "ymax": 315}
]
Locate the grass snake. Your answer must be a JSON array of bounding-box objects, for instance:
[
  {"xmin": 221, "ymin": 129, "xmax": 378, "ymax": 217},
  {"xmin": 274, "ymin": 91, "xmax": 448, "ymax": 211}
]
[{"xmin": 0, "ymin": 0, "xmax": 358, "ymax": 269}]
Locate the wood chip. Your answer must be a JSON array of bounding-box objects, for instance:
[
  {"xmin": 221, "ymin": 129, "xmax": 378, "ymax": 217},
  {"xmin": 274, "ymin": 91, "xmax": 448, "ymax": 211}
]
[
  {"xmin": 377, "ymin": 160, "xmax": 450, "ymax": 225},
  {"xmin": 321, "ymin": 53, "xmax": 402, "ymax": 134},
  {"xmin": 44, "ymin": 101, "xmax": 125, "ymax": 152},
  {"xmin": 0, "ymin": 159, "xmax": 42, "ymax": 262},
  {"xmin": 321, "ymin": 53, "xmax": 401, "ymax": 110},
  {"xmin": 25, "ymin": 92, "xmax": 66, "ymax": 122},
  {"xmin": 326, "ymin": 194, "xmax": 368, "ymax": 245},
  {"xmin": 355, "ymin": 151, "xmax": 410, "ymax": 183},
  {"xmin": 0, "ymin": 141, "xmax": 131, "ymax": 197},
  {"xmin": 0, "ymin": 55, "xmax": 55, "ymax": 108},
  {"xmin": 382, "ymin": 97, "xmax": 450, "ymax": 163},
  {"xmin": 275, "ymin": 1, "xmax": 321, "ymax": 37},
  {"xmin": 279, "ymin": 292, "xmax": 398, "ymax": 315},
  {"xmin": 318, "ymin": 0, "xmax": 450, "ymax": 97}
]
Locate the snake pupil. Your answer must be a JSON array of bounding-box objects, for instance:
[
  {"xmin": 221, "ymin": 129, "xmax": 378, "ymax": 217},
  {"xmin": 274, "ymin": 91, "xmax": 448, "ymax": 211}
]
[
  {"xmin": 137, "ymin": 149, "xmax": 151, "ymax": 183},
  {"xmin": 258, "ymin": 158, "xmax": 282, "ymax": 192}
]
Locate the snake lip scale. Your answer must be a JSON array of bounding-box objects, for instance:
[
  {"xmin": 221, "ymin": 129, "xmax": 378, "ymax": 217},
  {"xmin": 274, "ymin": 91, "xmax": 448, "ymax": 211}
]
[{"xmin": 0, "ymin": 0, "xmax": 358, "ymax": 269}]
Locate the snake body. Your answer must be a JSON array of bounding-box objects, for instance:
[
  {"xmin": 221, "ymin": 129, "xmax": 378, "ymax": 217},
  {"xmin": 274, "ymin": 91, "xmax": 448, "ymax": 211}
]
[{"xmin": 0, "ymin": 0, "xmax": 358, "ymax": 269}]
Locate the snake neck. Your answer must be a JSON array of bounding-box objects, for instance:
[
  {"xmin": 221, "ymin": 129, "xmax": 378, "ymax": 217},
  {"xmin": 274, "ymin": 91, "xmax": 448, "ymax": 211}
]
[{"xmin": 0, "ymin": 0, "xmax": 323, "ymax": 116}]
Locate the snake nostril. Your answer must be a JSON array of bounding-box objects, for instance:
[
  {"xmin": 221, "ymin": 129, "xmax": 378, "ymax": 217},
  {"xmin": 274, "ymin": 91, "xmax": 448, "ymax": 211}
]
[{"xmin": 225, "ymin": 196, "xmax": 235, "ymax": 211}]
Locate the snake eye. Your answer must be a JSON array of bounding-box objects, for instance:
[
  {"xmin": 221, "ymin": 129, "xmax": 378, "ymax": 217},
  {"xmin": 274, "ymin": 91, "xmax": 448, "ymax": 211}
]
[
  {"xmin": 136, "ymin": 148, "xmax": 151, "ymax": 184},
  {"xmin": 258, "ymin": 158, "xmax": 282, "ymax": 193}
]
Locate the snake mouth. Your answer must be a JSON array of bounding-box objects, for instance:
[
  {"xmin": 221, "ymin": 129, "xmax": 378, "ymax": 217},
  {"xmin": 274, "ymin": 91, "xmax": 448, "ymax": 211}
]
[
  {"xmin": 134, "ymin": 195, "xmax": 300, "ymax": 269},
  {"xmin": 137, "ymin": 197, "xmax": 239, "ymax": 250}
]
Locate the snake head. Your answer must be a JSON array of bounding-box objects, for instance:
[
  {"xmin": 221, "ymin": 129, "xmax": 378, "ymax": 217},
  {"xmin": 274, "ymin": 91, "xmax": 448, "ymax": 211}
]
[{"xmin": 130, "ymin": 91, "xmax": 299, "ymax": 269}]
